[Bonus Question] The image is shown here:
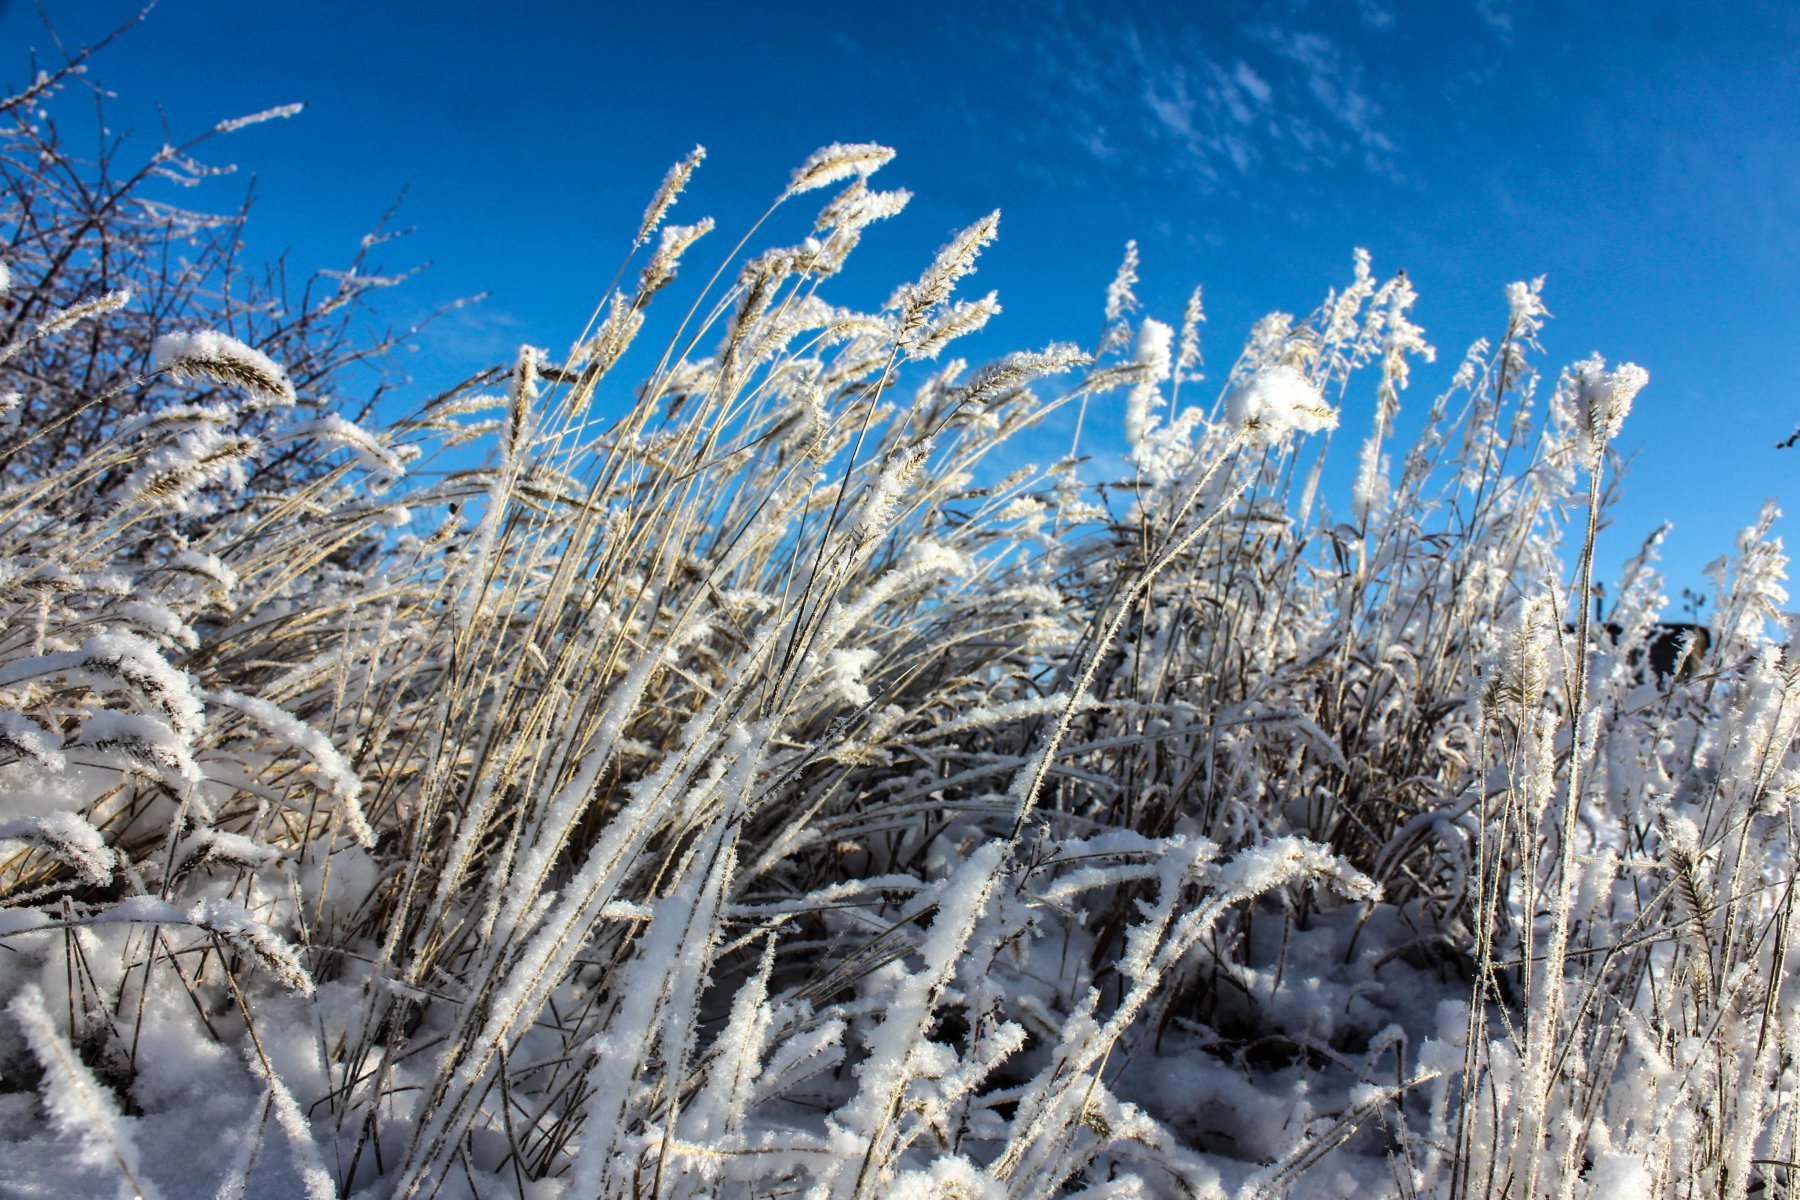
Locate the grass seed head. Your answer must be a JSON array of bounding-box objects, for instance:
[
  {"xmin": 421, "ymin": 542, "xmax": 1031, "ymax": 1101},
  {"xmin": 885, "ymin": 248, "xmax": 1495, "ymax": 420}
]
[
  {"xmin": 1570, "ymin": 354, "xmax": 1648, "ymax": 462},
  {"xmin": 153, "ymin": 330, "xmax": 296, "ymax": 405},
  {"xmin": 785, "ymin": 142, "xmax": 895, "ymax": 198},
  {"xmin": 636, "ymin": 143, "xmax": 705, "ymax": 246}
]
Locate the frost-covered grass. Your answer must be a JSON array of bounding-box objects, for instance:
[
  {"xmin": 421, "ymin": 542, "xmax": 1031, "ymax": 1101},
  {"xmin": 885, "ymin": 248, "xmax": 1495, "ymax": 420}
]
[{"xmin": 1, "ymin": 72, "xmax": 1797, "ymax": 1200}]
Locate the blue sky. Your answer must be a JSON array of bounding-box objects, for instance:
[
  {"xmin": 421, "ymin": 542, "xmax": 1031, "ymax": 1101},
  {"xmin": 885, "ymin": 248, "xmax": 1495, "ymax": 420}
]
[{"xmin": 6, "ymin": 0, "xmax": 1797, "ymax": 602}]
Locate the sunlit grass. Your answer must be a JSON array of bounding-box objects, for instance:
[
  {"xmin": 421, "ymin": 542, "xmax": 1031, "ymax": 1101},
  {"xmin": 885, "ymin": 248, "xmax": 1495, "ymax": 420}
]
[{"xmin": 1, "ymin": 57, "xmax": 1795, "ymax": 1200}]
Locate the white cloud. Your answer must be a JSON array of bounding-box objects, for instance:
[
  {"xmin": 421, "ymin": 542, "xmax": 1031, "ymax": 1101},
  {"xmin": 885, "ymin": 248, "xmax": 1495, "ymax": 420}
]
[
  {"xmin": 1144, "ymin": 75, "xmax": 1199, "ymax": 145},
  {"xmin": 1232, "ymin": 61, "xmax": 1272, "ymax": 107},
  {"xmin": 1005, "ymin": 8, "xmax": 1406, "ymax": 192},
  {"xmin": 1475, "ymin": 0, "xmax": 1515, "ymax": 41},
  {"xmin": 1354, "ymin": 0, "xmax": 1398, "ymax": 32},
  {"xmin": 1250, "ymin": 26, "xmax": 1396, "ymax": 164}
]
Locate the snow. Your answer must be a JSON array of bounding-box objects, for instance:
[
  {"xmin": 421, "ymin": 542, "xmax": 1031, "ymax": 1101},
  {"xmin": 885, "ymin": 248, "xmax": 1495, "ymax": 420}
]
[
  {"xmin": 1223, "ymin": 364, "xmax": 1338, "ymax": 445},
  {"xmin": 0, "ymin": 710, "xmax": 65, "ymax": 769},
  {"xmin": 1126, "ymin": 317, "xmax": 1174, "ymax": 459}
]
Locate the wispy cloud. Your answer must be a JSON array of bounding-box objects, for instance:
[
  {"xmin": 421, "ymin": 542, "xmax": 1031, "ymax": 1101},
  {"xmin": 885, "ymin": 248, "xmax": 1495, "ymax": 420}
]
[
  {"xmin": 1353, "ymin": 0, "xmax": 1398, "ymax": 33},
  {"xmin": 1248, "ymin": 26, "xmax": 1396, "ymax": 168},
  {"xmin": 1009, "ymin": 8, "xmax": 1406, "ymax": 195},
  {"xmin": 1474, "ymin": 0, "xmax": 1516, "ymax": 42}
]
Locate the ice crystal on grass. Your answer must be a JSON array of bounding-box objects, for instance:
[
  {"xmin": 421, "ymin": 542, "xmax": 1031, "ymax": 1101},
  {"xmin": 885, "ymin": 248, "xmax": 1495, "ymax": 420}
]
[
  {"xmin": 212, "ymin": 101, "xmax": 305, "ymax": 134},
  {"xmin": 10, "ymin": 985, "xmax": 164, "ymax": 1200}
]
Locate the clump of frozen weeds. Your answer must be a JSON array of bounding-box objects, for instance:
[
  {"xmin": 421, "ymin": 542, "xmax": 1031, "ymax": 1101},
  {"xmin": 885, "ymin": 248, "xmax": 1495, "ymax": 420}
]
[{"xmin": 0, "ymin": 56, "xmax": 1794, "ymax": 1200}]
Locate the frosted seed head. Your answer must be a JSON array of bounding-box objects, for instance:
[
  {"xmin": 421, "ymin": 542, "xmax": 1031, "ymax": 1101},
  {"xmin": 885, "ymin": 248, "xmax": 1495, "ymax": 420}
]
[
  {"xmin": 1105, "ymin": 240, "xmax": 1140, "ymax": 326},
  {"xmin": 784, "ymin": 142, "xmax": 895, "ymax": 197},
  {"xmin": 505, "ymin": 344, "xmax": 540, "ymax": 458},
  {"xmin": 889, "ymin": 210, "xmax": 1000, "ymax": 334},
  {"xmin": 77, "ymin": 635, "xmax": 205, "ymax": 740},
  {"xmin": 168, "ymin": 550, "xmax": 239, "ymax": 604},
  {"xmin": 75, "ymin": 711, "xmax": 201, "ymax": 784},
  {"xmin": 636, "ymin": 144, "xmax": 705, "ymax": 246},
  {"xmin": 1178, "ymin": 285, "xmax": 1205, "ymax": 376},
  {"xmin": 1569, "ymin": 354, "xmax": 1647, "ymax": 461},
  {"xmin": 813, "ymin": 179, "xmax": 911, "ymax": 235},
  {"xmin": 1480, "ymin": 595, "xmax": 1558, "ymax": 714},
  {"xmin": 952, "ymin": 343, "xmax": 1088, "ymax": 409},
  {"xmin": 119, "ymin": 430, "xmax": 260, "ymax": 511},
  {"xmin": 36, "ymin": 289, "xmax": 131, "ymax": 338},
  {"xmin": 2, "ymin": 814, "xmax": 114, "ymax": 886},
  {"xmin": 1505, "ymin": 276, "xmax": 1550, "ymax": 338},
  {"xmin": 189, "ymin": 898, "xmax": 315, "ymax": 995},
  {"xmin": 153, "ymin": 330, "xmax": 296, "ymax": 405},
  {"xmin": 0, "ymin": 711, "xmax": 64, "ymax": 769},
  {"xmin": 637, "ymin": 218, "xmax": 714, "ymax": 299}
]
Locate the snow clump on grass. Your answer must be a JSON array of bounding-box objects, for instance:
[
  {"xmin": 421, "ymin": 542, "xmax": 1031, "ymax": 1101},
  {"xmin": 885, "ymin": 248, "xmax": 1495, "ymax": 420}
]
[{"xmin": 1224, "ymin": 362, "xmax": 1338, "ymax": 444}]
